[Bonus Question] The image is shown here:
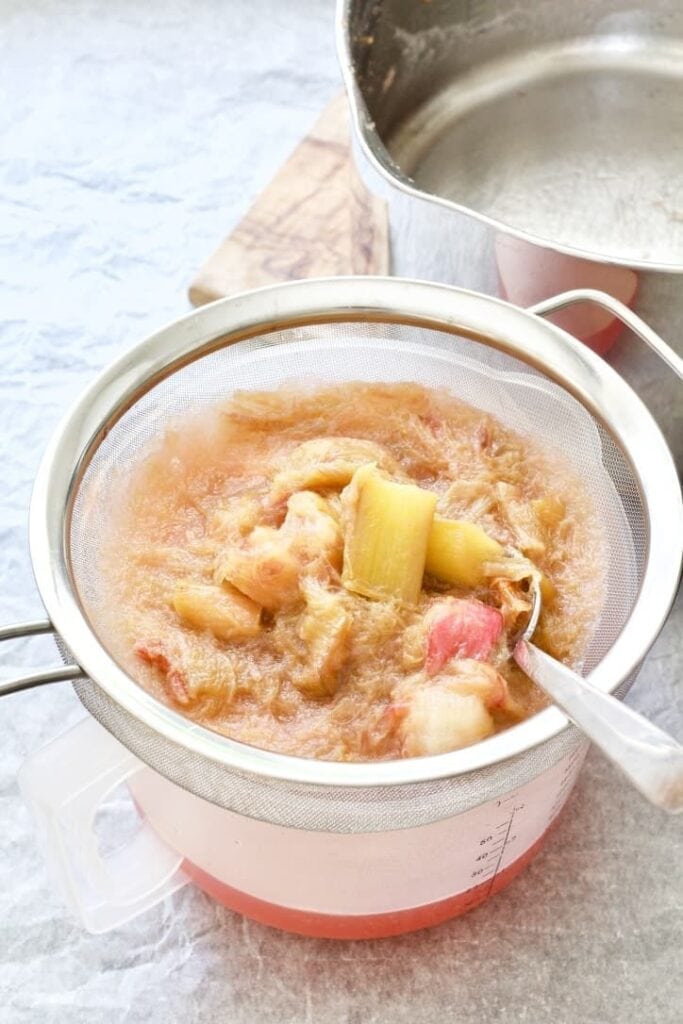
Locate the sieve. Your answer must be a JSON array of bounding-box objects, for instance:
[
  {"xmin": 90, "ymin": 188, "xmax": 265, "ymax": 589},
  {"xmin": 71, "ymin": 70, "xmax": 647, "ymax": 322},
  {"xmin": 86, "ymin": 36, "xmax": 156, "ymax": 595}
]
[{"xmin": 3, "ymin": 277, "xmax": 682, "ymax": 936}]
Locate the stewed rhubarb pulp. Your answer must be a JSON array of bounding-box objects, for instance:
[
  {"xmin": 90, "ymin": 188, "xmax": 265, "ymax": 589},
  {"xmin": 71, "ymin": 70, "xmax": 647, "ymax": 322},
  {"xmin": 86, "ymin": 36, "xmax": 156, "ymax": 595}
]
[{"xmin": 90, "ymin": 383, "xmax": 604, "ymax": 761}]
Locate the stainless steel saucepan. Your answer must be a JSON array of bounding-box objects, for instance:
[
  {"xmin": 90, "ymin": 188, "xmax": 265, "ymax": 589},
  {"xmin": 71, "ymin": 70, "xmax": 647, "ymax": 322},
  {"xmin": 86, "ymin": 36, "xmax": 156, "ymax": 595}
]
[{"xmin": 338, "ymin": 0, "xmax": 683, "ymax": 463}]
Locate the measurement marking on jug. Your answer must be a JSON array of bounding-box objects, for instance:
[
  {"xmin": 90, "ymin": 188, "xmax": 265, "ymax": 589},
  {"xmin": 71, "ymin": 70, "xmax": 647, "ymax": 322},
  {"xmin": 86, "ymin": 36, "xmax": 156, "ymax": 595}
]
[
  {"xmin": 482, "ymin": 804, "xmax": 521, "ymax": 899},
  {"xmin": 461, "ymin": 799, "xmax": 528, "ymax": 912},
  {"xmin": 547, "ymin": 746, "xmax": 586, "ymax": 825}
]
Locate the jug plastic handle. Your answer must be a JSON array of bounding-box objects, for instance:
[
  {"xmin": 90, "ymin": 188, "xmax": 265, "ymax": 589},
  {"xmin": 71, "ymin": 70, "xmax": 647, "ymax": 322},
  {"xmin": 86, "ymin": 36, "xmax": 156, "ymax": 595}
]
[
  {"xmin": 18, "ymin": 715, "xmax": 188, "ymax": 934},
  {"xmin": 528, "ymin": 288, "xmax": 683, "ymax": 380}
]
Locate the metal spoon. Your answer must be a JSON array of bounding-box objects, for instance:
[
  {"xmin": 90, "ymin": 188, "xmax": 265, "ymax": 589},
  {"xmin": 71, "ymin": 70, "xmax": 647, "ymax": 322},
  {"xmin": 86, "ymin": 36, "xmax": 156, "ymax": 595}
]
[{"xmin": 513, "ymin": 577, "xmax": 683, "ymax": 813}]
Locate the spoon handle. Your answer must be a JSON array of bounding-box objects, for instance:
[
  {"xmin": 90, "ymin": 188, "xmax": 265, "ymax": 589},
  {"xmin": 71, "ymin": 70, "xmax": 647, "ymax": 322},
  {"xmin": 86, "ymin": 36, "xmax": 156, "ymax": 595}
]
[{"xmin": 514, "ymin": 640, "xmax": 683, "ymax": 813}]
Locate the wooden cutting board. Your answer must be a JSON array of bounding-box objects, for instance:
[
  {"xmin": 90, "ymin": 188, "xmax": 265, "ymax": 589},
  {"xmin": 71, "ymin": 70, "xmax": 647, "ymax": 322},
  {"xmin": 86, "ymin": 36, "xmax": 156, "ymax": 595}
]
[{"xmin": 188, "ymin": 92, "xmax": 389, "ymax": 306}]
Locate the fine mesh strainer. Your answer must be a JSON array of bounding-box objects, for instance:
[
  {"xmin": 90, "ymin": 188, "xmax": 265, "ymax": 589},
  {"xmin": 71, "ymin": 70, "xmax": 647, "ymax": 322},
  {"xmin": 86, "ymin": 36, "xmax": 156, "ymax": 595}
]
[{"xmin": 2, "ymin": 278, "xmax": 682, "ymax": 838}]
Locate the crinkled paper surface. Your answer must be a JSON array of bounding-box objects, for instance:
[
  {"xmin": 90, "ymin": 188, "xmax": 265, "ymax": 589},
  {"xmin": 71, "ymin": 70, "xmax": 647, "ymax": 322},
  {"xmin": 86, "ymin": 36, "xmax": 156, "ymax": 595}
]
[{"xmin": 0, "ymin": 2, "xmax": 681, "ymax": 1022}]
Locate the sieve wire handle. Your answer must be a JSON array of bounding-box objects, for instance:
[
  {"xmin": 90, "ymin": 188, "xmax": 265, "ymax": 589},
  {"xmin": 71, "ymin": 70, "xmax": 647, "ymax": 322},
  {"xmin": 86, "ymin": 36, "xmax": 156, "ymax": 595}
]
[
  {"xmin": 515, "ymin": 640, "xmax": 683, "ymax": 814},
  {"xmin": 0, "ymin": 619, "xmax": 85, "ymax": 696},
  {"xmin": 18, "ymin": 715, "xmax": 188, "ymax": 934},
  {"xmin": 528, "ymin": 288, "xmax": 683, "ymax": 380}
]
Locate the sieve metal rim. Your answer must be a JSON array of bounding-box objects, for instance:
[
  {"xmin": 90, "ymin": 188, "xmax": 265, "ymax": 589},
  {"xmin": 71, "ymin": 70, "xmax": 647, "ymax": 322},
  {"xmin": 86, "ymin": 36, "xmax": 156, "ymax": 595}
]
[{"xmin": 29, "ymin": 277, "xmax": 682, "ymax": 789}]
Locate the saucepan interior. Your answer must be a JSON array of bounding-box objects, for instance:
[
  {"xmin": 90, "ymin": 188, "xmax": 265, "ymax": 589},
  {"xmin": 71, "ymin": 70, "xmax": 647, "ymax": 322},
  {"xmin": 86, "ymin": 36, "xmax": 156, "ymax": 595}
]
[{"xmin": 339, "ymin": 0, "xmax": 683, "ymax": 270}]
